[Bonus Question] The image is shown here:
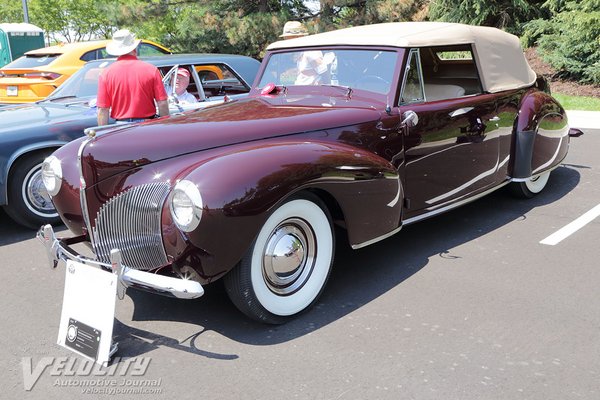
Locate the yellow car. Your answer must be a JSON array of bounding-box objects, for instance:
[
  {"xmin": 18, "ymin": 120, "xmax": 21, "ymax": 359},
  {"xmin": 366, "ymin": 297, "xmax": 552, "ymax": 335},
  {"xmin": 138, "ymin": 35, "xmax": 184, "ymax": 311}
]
[{"xmin": 0, "ymin": 39, "xmax": 170, "ymax": 103}]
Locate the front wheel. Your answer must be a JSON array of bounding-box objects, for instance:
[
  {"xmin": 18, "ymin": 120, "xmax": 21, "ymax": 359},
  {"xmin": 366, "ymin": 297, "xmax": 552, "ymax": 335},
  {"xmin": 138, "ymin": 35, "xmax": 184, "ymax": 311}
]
[
  {"xmin": 224, "ymin": 195, "xmax": 334, "ymax": 324},
  {"xmin": 3, "ymin": 151, "xmax": 60, "ymax": 229},
  {"xmin": 510, "ymin": 170, "xmax": 551, "ymax": 199}
]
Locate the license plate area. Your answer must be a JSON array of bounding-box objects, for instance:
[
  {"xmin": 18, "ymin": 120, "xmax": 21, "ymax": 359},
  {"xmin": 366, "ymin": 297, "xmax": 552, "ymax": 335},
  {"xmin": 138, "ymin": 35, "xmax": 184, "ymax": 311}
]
[{"xmin": 6, "ymin": 86, "xmax": 17, "ymax": 96}]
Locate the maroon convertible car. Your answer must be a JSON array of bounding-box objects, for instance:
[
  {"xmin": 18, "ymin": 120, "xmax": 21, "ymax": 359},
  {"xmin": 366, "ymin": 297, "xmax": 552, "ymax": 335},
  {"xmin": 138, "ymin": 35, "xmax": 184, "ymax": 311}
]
[{"xmin": 39, "ymin": 22, "xmax": 581, "ymax": 324}]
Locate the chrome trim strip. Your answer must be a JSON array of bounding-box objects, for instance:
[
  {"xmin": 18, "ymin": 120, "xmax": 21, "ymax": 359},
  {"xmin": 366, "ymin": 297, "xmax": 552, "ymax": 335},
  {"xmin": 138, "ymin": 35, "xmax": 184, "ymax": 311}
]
[
  {"xmin": 351, "ymin": 226, "xmax": 403, "ymax": 250},
  {"xmin": 404, "ymin": 181, "xmax": 511, "ymax": 226},
  {"xmin": 77, "ymin": 136, "xmax": 94, "ymax": 243},
  {"xmin": 351, "ymin": 179, "xmax": 514, "ymax": 249},
  {"xmin": 37, "ymin": 224, "xmax": 204, "ymax": 300},
  {"xmin": 510, "ymin": 164, "xmax": 559, "ymax": 183},
  {"xmin": 425, "ymin": 160, "xmax": 499, "ymax": 205}
]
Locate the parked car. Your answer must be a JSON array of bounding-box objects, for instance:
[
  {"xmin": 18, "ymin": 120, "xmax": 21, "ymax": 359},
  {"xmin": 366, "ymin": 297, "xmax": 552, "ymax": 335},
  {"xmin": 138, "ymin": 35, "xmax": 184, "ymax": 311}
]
[
  {"xmin": 1, "ymin": 53, "xmax": 260, "ymax": 228},
  {"xmin": 0, "ymin": 39, "xmax": 171, "ymax": 103},
  {"xmin": 39, "ymin": 22, "xmax": 582, "ymax": 324}
]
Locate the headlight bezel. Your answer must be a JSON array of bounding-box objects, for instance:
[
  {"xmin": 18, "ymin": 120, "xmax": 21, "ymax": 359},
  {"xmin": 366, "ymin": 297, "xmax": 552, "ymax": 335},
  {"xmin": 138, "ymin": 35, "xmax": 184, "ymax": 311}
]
[
  {"xmin": 41, "ymin": 155, "xmax": 62, "ymax": 196},
  {"xmin": 169, "ymin": 179, "xmax": 203, "ymax": 232}
]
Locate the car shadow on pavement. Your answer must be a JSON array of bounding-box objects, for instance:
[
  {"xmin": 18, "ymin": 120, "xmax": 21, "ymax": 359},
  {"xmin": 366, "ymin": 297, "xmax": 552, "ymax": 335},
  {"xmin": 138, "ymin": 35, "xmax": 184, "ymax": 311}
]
[
  {"xmin": 0, "ymin": 208, "xmax": 38, "ymax": 246},
  {"xmin": 112, "ymin": 165, "xmax": 581, "ymax": 359},
  {"xmin": 0, "ymin": 208, "xmax": 67, "ymax": 246}
]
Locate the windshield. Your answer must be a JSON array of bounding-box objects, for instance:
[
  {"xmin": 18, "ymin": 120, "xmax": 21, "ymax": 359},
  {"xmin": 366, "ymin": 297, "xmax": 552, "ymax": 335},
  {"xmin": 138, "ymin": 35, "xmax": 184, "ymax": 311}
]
[
  {"xmin": 46, "ymin": 60, "xmax": 112, "ymax": 100},
  {"xmin": 4, "ymin": 54, "xmax": 60, "ymax": 69},
  {"xmin": 258, "ymin": 49, "xmax": 398, "ymax": 95}
]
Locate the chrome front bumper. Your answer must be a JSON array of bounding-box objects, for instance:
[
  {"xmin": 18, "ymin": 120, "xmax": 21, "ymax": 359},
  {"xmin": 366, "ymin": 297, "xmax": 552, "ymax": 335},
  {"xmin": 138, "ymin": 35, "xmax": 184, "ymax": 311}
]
[{"xmin": 37, "ymin": 224, "xmax": 204, "ymax": 300}]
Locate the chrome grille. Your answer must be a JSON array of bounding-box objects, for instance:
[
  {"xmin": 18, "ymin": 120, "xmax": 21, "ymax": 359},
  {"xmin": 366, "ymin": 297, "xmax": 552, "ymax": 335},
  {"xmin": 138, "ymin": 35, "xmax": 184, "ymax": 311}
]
[{"xmin": 92, "ymin": 182, "xmax": 171, "ymax": 270}]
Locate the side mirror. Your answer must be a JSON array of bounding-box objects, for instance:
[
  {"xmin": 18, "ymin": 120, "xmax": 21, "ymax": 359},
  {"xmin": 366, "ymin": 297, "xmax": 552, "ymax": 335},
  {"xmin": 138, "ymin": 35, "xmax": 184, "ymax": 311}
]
[{"xmin": 402, "ymin": 110, "xmax": 419, "ymax": 128}]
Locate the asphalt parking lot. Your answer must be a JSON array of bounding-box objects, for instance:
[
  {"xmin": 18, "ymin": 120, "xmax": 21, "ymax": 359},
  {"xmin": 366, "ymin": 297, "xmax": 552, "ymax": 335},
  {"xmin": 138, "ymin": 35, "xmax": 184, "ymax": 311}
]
[{"xmin": 2, "ymin": 128, "xmax": 599, "ymax": 400}]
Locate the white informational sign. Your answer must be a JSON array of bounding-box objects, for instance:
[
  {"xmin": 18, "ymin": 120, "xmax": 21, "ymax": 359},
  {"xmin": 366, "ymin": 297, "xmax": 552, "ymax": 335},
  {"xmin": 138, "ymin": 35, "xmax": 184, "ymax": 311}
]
[{"xmin": 57, "ymin": 260, "xmax": 118, "ymax": 365}]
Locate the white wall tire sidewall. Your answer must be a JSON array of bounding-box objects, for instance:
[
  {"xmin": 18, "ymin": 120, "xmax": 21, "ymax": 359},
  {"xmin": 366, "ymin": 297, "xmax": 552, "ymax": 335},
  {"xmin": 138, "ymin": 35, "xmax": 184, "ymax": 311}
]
[
  {"xmin": 21, "ymin": 162, "xmax": 58, "ymax": 218},
  {"xmin": 250, "ymin": 199, "xmax": 333, "ymax": 317},
  {"xmin": 525, "ymin": 171, "xmax": 550, "ymax": 194}
]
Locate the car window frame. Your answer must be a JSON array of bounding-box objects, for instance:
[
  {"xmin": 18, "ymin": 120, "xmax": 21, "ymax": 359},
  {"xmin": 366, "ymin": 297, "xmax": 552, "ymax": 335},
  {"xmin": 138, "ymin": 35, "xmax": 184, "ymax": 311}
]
[{"xmin": 399, "ymin": 48, "xmax": 425, "ymax": 105}]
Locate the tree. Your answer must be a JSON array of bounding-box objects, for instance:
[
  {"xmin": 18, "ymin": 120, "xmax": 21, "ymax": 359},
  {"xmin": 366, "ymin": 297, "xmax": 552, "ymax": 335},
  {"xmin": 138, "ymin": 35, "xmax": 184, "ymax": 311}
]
[
  {"xmin": 310, "ymin": 1, "xmax": 428, "ymax": 32},
  {"xmin": 523, "ymin": 0, "xmax": 600, "ymax": 84},
  {"xmin": 28, "ymin": 0, "xmax": 114, "ymax": 42},
  {"xmin": 0, "ymin": 0, "xmax": 26, "ymax": 22},
  {"xmin": 105, "ymin": 0, "xmax": 300, "ymax": 58},
  {"xmin": 428, "ymin": 0, "xmax": 545, "ymax": 33}
]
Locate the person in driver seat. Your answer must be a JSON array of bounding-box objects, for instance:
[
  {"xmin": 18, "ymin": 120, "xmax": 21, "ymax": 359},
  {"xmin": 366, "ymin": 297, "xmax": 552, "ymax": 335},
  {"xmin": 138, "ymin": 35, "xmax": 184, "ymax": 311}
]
[{"xmin": 167, "ymin": 68, "xmax": 197, "ymax": 104}]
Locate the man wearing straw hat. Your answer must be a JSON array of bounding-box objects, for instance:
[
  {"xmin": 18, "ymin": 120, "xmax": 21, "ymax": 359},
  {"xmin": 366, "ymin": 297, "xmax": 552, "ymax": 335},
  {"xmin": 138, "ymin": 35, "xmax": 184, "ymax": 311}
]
[
  {"xmin": 280, "ymin": 21, "xmax": 309, "ymax": 40},
  {"xmin": 97, "ymin": 29, "xmax": 169, "ymax": 125}
]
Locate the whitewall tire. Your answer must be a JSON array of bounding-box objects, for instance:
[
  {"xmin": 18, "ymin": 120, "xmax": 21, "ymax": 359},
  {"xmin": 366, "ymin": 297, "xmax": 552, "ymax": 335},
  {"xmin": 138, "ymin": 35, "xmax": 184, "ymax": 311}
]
[
  {"xmin": 225, "ymin": 195, "xmax": 334, "ymax": 324},
  {"xmin": 510, "ymin": 170, "xmax": 551, "ymax": 199}
]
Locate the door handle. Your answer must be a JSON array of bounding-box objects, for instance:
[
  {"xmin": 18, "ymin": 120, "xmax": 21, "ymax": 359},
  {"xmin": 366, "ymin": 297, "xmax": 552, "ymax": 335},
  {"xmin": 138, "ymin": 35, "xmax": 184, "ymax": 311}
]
[{"xmin": 449, "ymin": 107, "xmax": 474, "ymax": 118}]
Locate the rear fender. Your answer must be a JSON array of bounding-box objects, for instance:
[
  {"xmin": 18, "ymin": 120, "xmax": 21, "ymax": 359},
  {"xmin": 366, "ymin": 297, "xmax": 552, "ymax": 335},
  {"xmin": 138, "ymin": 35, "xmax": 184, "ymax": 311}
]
[{"xmin": 512, "ymin": 91, "xmax": 569, "ymax": 180}]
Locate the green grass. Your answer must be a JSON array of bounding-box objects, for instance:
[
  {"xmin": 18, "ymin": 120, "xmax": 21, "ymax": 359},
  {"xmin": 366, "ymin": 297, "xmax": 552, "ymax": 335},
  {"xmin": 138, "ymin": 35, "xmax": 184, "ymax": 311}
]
[{"xmin": 553, "ymin": 93, "xmax": 600, "ymax": 111}]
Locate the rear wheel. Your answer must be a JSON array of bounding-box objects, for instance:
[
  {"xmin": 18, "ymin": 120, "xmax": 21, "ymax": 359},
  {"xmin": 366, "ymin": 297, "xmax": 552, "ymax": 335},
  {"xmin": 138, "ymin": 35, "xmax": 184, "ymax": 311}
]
[
  {"xmin": 224, "ymin": 195, "xmax": 334, "ymax": 324},
  {"xmin": 3, "ymin": 151, "xmax": 60, "ymax": 229},
  {"xmin": 510, "ymin": 170, "xmax": 551, "ymax": 199}
]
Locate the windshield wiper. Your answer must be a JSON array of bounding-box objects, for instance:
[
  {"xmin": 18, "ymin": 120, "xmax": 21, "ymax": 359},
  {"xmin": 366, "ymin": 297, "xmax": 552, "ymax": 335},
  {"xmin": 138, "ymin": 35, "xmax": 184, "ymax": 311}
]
[
  {"xmin": 45, "ymin": 95, "xmax": 80, "ymax": 102},
  {"xmin": 320, "ymin": 84, "xmax": 353, "ymax": 98}
]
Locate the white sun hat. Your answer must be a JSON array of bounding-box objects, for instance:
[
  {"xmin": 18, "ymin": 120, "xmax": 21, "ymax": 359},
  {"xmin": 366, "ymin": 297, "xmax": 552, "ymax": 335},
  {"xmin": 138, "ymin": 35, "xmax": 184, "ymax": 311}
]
[
  {"xmin": 280, "ymin": 21, "xmax": 309, "ymax": 38},
  {"xmin": 106, "ymin": 29, "xmax": 141, "ymax": 56}
]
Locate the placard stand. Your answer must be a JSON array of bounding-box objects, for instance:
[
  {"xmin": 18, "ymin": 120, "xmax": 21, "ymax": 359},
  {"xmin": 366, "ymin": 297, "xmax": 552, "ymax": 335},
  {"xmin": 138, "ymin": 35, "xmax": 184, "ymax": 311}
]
[{"xmin": 57, "ymin": 250, "xmax": 125, "ymax": 366}]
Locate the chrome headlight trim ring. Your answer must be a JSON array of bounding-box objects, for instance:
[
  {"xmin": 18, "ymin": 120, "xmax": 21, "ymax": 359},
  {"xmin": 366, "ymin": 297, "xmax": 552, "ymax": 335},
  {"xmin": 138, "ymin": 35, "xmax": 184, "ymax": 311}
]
[{"xmin": 169, "ymin": 180, "xmax": 203, "ymax": 232}]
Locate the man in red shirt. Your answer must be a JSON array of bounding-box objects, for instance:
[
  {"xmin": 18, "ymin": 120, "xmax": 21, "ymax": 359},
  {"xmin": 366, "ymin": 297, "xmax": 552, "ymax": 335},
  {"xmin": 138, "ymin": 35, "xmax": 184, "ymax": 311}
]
[{"xmin": 97, "ymin": 29, "xmax": 169, "ymax": 125}]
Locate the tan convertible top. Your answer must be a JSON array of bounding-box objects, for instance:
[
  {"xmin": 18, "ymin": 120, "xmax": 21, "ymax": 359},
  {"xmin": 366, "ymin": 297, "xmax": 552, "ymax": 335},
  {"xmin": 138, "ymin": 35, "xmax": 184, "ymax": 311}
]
[{"xmin": 267, "ymin": 22, "xmax": 536, "ymax": 93}]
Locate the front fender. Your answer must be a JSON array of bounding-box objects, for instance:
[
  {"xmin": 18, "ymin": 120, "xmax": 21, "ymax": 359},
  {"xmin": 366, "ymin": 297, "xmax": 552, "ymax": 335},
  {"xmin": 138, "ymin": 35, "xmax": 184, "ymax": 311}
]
[
  {"xmin": 512, "ymin": 90, "xmax": 569, "ymax": 179},
  {"xmin": 170, "ymin": 139, "xmax": 402, "ymax": 280}
]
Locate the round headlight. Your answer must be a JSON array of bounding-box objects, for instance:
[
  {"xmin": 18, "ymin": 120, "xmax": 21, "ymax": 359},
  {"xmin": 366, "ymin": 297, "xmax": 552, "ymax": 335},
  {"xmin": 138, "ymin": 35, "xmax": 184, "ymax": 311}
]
[
  {"xmin": 169, "ymin": 180, "xmax": 203, "ymax": 232},
  {"xmin": 41, "ymin": 155, "xmax": 62, "ymax": 196}
]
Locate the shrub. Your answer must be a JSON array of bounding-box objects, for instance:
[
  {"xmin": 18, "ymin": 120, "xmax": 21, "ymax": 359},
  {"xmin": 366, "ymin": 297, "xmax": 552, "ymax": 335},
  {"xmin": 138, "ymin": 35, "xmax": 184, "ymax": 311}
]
[{"xmin": 523, "ymin": 1, "xmax": 600, "ymax": 85}]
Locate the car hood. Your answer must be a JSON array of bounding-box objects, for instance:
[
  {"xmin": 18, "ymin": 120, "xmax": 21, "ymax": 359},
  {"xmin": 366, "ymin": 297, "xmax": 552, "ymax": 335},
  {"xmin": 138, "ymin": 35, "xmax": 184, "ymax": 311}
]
[
  {"xmin": 0, "ymin": 100, "xmax": 96, "ymax": 133},
  {"xmin": 82, "ymin": 95, "xmax": 385, "ymax": 184}
]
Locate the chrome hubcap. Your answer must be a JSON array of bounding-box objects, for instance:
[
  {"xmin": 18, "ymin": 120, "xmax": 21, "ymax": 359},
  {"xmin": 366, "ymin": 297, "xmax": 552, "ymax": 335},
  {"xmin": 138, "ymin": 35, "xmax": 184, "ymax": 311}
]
[
  {"xmin": 24, "ymin": 166, "xmax": 55, "ymax": 214},
  {"xmin": 262, "ymin": 218, "xmax": 316, "ymax": 295}
]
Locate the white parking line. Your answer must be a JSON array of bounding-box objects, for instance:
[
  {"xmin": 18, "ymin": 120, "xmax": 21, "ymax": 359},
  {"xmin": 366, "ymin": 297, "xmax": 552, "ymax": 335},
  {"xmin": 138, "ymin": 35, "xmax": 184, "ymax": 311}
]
[{"xmin": 540, "ymin": 204, "xmax": 600, "ymax": 245}]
